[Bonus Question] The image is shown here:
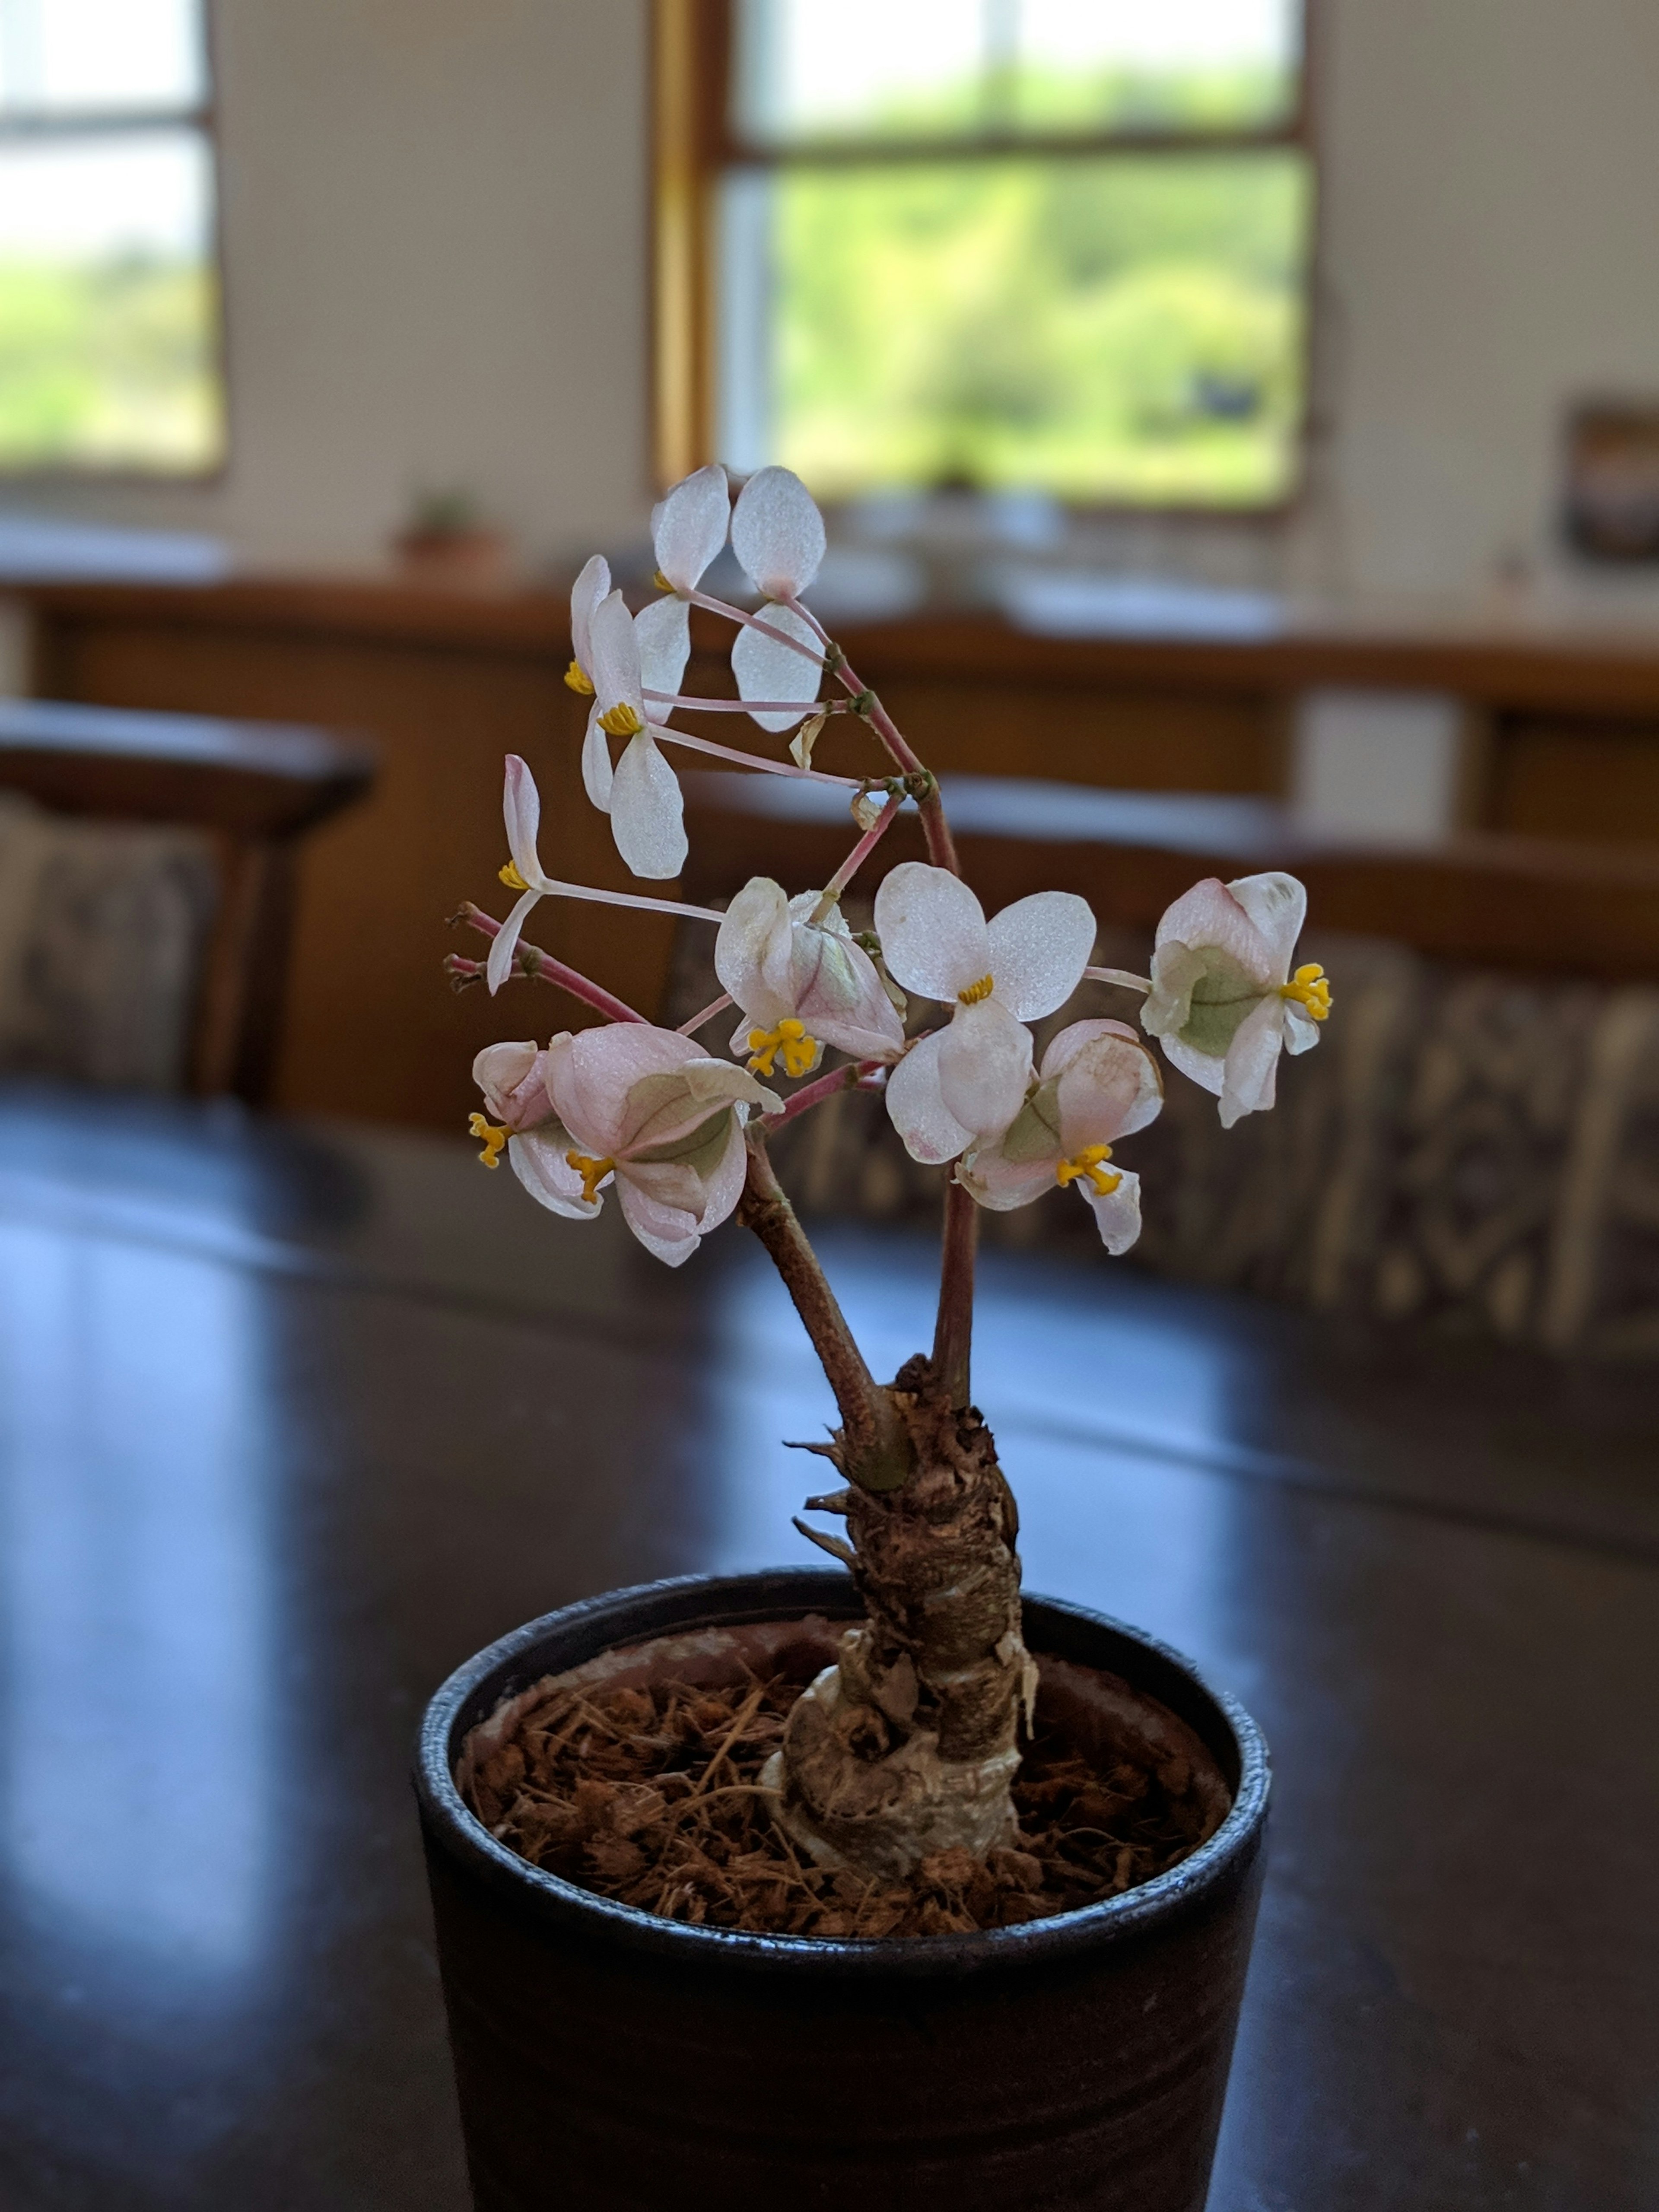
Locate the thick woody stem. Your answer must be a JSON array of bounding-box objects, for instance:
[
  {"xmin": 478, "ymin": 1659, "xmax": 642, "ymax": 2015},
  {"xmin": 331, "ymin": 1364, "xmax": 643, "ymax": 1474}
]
[
  {"xmin": 736, "ymin": 1134, "xmax": 912, "ymax": 1493},
  {"xmin": 933, "ymin": 1176, "xmax": 979, "ymax": 1410}
]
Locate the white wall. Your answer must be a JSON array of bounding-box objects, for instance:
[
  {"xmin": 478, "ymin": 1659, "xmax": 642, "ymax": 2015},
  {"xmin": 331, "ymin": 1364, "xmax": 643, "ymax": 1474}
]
[
  {"xmin": 1306, "ymin": 0, "xmax": 1659, "ymax": 603},
  {"xmin": 12, "ymin": 0, "xmax": 1659, "ymax": 602},
  {"xmin": 15, "ymin": 0, "xmax": 652, "ymax": 569}
]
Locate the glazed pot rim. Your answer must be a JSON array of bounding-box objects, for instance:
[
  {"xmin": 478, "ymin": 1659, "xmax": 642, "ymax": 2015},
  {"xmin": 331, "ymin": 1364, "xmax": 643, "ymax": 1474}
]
[{"xmin": 415, "ymin": 1568, "xmax": 1270, "ymax": 1980}]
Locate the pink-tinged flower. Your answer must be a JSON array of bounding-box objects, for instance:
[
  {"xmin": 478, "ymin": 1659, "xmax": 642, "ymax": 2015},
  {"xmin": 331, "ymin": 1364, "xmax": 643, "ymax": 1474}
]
[
  {"xmin": 468, "ymin": 1039, "xmax": 592, "ymax": 1214},
  {"xmin": 652, "ymin": 463, "xmax": 730, "ymax": 592},
  {"xmin": 1142, "ymin": 872, "xmax": 1331, "ymax": 1128},
  {"xmin": 957, "ymin": 1020, "xmax": 1162, "ymax": 1255},
  {"xmin": 543, "ymin": 1023, "xmax": 781, "ymax": 1266},
  {"xmin": 582, "ymin": 588, "xmax": 687, "ymax": 880},
  {"xmin": 874, "ymin": 862, "xmax": 1097, "ymax": 1164},
  {"xmin": 714, "ymin": 877, "xmax": 907, "ymax": 1078}
]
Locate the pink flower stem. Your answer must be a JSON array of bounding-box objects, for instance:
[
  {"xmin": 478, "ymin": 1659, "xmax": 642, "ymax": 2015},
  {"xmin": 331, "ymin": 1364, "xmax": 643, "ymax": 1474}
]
[
  {"xmin": 650, "ymin": 724, "xmax": 860, "ymax": 787},
  {"xmin": 933, "ymin": 1176, "xmax": 979, "ymax": 1410},
  {"xmin": 645, "ymin": 690, "xmax": 849, "ymax": 716},
  {"xmin": 451, "ymin": 903, "xmax": 648, "ymax": 1023},
  {"xmin": 781, "ymin": 594, "xmax": 959, "ymax": 876},
  {"xmin": 761, "ymin": 1057, "xmax": 885, "ymax": 1131},
  {"xmin": 1085, "ymin": 965, "xmax": 1153, "ymax": 993},
  {"xmin": 814, "ymin": 791, "xmax": 904, "ymax": 911},
  {"xmin": 676, "ymin": 991, "xmax": 734, "ymax": 1036},
  {"xmin": 683, "ymin": 589, "xmax": 830, "ymax": 670}
]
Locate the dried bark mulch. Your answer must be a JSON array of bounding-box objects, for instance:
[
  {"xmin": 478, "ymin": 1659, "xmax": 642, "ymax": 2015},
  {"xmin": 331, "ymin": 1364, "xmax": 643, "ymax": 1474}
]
[{"xmin": 464, "ymin": 1669, "xmax": 1224, "ymax": 1939}]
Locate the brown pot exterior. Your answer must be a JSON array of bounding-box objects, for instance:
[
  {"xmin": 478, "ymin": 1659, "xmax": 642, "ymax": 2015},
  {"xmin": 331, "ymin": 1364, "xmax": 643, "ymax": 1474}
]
[{"xmin": 415, "ymin": 1570, "xmax": 1269, "ymax": 2212}]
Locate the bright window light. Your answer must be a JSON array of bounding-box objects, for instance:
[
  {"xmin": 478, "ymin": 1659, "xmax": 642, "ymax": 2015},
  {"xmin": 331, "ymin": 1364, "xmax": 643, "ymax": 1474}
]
[{"xmin": 0, "ymin": 0, "xmax": 222, "ymax": 474}]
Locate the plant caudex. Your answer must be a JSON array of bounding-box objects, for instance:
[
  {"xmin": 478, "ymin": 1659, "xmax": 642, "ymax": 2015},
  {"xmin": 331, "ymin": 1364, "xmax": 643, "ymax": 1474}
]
[{"xmin": 459, "ymin": 463, "xmax": 1332, "ymax": 1884}]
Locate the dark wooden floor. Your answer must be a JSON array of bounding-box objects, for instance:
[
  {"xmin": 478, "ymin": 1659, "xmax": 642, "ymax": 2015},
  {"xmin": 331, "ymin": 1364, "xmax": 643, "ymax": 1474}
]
[{"xmin": 0, "ymin": 1087, "xmax": 1653, "ymax": 2210}]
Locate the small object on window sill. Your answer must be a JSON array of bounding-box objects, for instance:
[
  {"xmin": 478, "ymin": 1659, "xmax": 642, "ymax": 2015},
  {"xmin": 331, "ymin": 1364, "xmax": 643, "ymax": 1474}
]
[{"xmin": 391, "ymin": 487, "xmax": 515, "ymax": 591}]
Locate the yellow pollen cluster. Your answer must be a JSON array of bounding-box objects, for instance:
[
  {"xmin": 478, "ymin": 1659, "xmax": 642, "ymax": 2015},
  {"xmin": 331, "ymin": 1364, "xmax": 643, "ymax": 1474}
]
[
  {"xmin": 1280, "ymin": 963, "xmax": 1332, "ymax": 1020},
  {"xmin": 747, "ymin": 1018, "xmax": 817, "ymax": 1079},
  {"xmin": 566, "ymin": 1150, "xmax": 616, "ymax": 1204},
  {"xmin": 499, "ymin": 861, "xmax": 529, "ymax": 891},
  {"xmin": 597, "ymin": 701, "xmax": 645, "ymax": 739},
  {"xmin": 564, "ymin": 659, "xmax": 594, "ymax": 696},
  {"xmin": 468, "ymin": 1113, "xmax": 508, "ymax": 1170},
  {"xmin": 958, "ymin": 974, "xmax": 995, "ymax": 1006},
  {"xmin": 1055, "ymin": 1142, "xmax": 1121, "ymax": 1198}
]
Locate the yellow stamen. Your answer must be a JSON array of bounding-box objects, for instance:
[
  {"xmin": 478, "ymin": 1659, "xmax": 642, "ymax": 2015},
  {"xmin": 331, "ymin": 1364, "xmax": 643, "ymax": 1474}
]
[
  {"xmin": 746, "ymin": 1018, "xmax": 817, "ymax": 1079},
  {"xmin": 653, "ymin": 569, "xmax": 673, "ymax": 592},
  {"xmin": 597, "ymin": 701, "xmax": 645, "ymax": 738},
  {"xmin": 958, "ymin": 974, "xmax": 995, "ymax": 1006},
  {"xmin": 468, "ymin": 1113, "xmax": 508, "ymax": 1170},
  {"xmin": 564, "ymin": 659, "xmax": 594, "ymax": 696},
  {"xmin": 1280, "ymin": 962, "xmax": 1332, "ymax": 1020},
  {"xmin": 566, "ymin": 1150, "xmax": 616, "ymax": 1204},
  {"xmin": 499, "ymin": 861, "xmax": 529, "ymax": 891},
  {"xmin": 1055, "ymin": 1141, "xmax": 1121, "ymax": 1199}
]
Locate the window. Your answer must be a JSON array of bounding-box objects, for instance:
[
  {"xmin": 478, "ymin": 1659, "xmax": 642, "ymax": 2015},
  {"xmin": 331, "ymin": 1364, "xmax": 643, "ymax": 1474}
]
[
  {"xmin": 0, "ymin": 0, "xmax": 223, "ymax": 474},
  {"xmin": 656, "ymin": 0, "xmax": 1314, "ymax": 511}
]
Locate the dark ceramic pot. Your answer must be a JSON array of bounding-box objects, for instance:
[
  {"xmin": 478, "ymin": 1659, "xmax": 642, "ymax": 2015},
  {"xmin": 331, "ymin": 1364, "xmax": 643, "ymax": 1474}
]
[{"xmin": 415, "ymin": 1569, "xmax": 1269, "ymax": 2212}]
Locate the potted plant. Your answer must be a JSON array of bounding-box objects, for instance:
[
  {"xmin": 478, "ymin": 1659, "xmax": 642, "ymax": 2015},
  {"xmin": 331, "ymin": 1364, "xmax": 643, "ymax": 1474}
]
[{"xmin": 415, "ymin": 464, "xmax": 1331, "ymax": 2210}]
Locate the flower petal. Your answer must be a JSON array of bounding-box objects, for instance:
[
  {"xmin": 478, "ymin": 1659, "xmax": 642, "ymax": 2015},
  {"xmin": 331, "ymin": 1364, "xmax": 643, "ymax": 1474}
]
[
  {"xmin": 1220, "ymin": 996, "xmax": 1287, "ymax": 1128},
  {"xmin": 985, "ymin": 890, "xmax": 1096, "ymax": 1020},
  {"xmin": 731, "ymin": 603, "xmax": 821, "ymax": 732},
  {"xmin": 581, "ymin": 702, "xmax": 614, "ymax": 811},
  {"xmin": 610, "ymin": 732, "xmax": 687, "ymax": 880},
  {"xmin": 570, "ymin": 554, "xmax": 610, "ymax": 677},
  {"xmin": 937, "ymin": 997, "xmax": 1034, "ymax": 1138},
  {"xmin": 1081, "ymin": 1166, "xmax": 1142, "ymax": 1256},
  {"xmin": 616, "ymin": 1176, "xmax": 702, "ymax": 1266},
  {"xmin": 503, "ymin": 754, "xmax": 546, "ymax": 885},
  {"xmin": 473, "ymin": 1039, "xmax": 542, "ymax": 1125},
  {"xmin": 1283, "ymin": 999, "xmax": 1322, "ymax": 1055},
  {"xmin": 1049, "ymin": 1024, "xmax": 1163, "ymax": 1148},
  {"xmin": 873, "ymin": 862, "xmax": 990, "ymax": 1001},
  {"xmin": 695, "ymin": 1113, "xmax": 750, "ymax": 1236},
  {"xmin": 508, "ymin": 1129, "xmax": 603, "ymax": 1220},
  {"xmin": 635, "ymin": 592, "xmax": 692, "ymax": 698},
  {"xmin": 731, "ymin": 465, "xmax": 826, "ymax": 599},
  {"xmin": 956, "ymin": 1144, "xmax": 1055, "ymax": 1213},
  {"xmin": 714, "ymin": 876, "xmax": 793, "ymax": 1023},
  {"xmin": 486, "ymin": 885, "xmax": 542, "ymax": 994},
  {"xmin": 1153, "ymin": 877, "xmax": 1274, "ymax": 989},
  {"xmin": 1158, "ymin": 1031, "xmax": 1225, "ymax": 1098},
  {"xmin": 1227, "ymin": 871, "xmax": 1307, "ymax": 985},
  {"xmin": 651, "ymin": 462, "xmax": 729, "ymax": 592},
  {"xmin": 548, "ymin": 1023, "xmax": 701, "ymax": 1154},
  {"xmin": 885, "ymin": 1028, "xmax": 974, "ymax": 1164},
  {"xmin": 588, "ymin": 588, "xmax": 645, "ymax": 721}
]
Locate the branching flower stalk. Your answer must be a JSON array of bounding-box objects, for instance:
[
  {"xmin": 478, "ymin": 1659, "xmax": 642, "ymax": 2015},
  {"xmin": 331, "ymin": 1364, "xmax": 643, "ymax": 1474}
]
[{"xmin": 455, "ymin": 463, "xmax": 1332, "ymax": 1881}]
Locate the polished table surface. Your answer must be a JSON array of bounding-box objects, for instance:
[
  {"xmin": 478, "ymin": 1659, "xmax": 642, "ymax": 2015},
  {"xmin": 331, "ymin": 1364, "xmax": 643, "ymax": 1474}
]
[{"xmin": 0, "ymin": 1088, "xmax": 1655, "ymax": 2212}]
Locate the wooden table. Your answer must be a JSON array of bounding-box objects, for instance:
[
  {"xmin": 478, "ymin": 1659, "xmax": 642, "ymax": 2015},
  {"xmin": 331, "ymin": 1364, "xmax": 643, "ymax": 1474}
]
[{"xmin": 0, "ymin": 1088, "xmax": 1653, "ymax": 2209}]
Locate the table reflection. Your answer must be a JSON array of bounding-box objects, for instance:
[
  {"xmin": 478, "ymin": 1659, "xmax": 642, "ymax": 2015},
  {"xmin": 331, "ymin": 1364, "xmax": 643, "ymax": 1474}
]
[{"xmin": 0, "ymin": 1225, "xmax": 272, "ymax": 1976}]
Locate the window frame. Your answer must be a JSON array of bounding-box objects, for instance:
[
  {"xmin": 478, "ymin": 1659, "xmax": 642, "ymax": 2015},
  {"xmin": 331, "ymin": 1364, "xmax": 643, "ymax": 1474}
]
[
  {"xmin": 652, "ymin": 0, "xmax": 1321, "ymax": 519},
  {"xmin": 0, "ymin": 0, "xmax": 228, "ymax": 484}
]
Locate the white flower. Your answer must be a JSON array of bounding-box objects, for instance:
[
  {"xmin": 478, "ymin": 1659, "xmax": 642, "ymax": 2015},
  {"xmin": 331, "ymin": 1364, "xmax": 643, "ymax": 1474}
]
[
  {"xmin": 873, "ymin": 861, "xmax": 1096, "ymax": 1164},
  {"xmin": 957, "ymin": 1020, "xmax": 1162, "ymax": 1255},
  {"xmin": 652, "ymin": 461, "xmax": 730, "ymax": 592},
  {"xmin": 539, "ymin": 1023, "xmax": 780, "ymax": 1267},
  {"xmin": 582, "ymin": 587, "xmax": 687, "ymax": 880},
  {"xmin": 1142, "ymin": 872, "xmax": 1331, "ymax": 1129},
  {"xmin": 731, "ymin": 466, "xmax": 826, "ymax": 601},
  {"xmin": 469, "ymin": 1039, "xmax": 585, "ymax": 1211},
  {"xmin": 714, "ymin": 876, "xmax": 907, "ymax": 1078}
]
